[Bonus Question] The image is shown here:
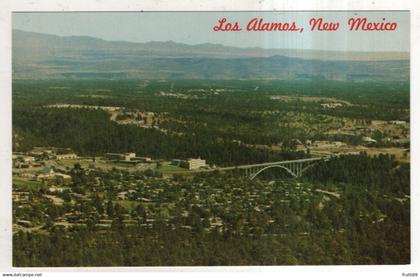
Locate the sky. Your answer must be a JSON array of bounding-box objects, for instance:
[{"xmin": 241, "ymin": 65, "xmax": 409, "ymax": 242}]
[{"xmin": 13, "ymin": 11, "xmax": 409, "ymax": 52}]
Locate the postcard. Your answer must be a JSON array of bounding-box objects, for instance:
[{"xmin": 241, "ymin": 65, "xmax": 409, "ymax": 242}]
[{"xmin": 0, "ymin": 2, "xmax": 418, "ymax": 276}]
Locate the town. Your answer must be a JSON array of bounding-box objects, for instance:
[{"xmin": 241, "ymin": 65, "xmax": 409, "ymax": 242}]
[
  {"xmin": 12, "ymin": 146, "xmax": 319, "ymax": 234},
  {"xmin": 12, "ymin": 79, "xmax": 410, "ymax": 266}
]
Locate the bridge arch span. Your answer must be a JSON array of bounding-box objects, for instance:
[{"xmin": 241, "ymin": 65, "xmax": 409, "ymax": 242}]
[{"xmin": 249, "ymin": 165, "xmax": 297, "ymax": 180}]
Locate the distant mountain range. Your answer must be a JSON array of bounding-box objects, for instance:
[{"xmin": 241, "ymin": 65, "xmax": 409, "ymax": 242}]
[{"xmin": 12, "ymin": 29, "xmax": 409, "ymax": 81}]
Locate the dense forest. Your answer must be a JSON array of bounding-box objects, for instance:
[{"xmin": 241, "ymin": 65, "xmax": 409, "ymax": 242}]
[
  {"xmin": 13, "ymin": 107, "xmax": 305, "ymax": 166},
  {"xmin": 12, "ymin": 79, "xmax": 409, "ymax": 165}
]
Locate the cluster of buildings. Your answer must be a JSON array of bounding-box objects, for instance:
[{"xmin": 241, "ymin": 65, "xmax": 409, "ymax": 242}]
[
  {"xmin": 13, "ymin": 147, "xmax": 78, "ymax": 168},
  {"xmin": 320, "ymin": 103, "xmax": 344, "ymax": 109},
  {"xmin": 35, "ymin": 167, "xmax": 72, "ymax": 185},
  {"xmin": 14, "ymin": 166, "xmax": 72, "ymax": 186},
  {"xmin": 105, "ymin": 152, "xmax": 207, "ymax": 170},
  {"xmin": 113, "ymin": 111, "xmax": 156, "ymax": 128},
  {"xmin": 14, "ymin": 146, "xmax": 208, "ymax": 179},
  {"xmin": 105, "ymin": 152, "xmax": 152, "ymax": 164},
  {"xmin": 390, "ymin": 120, "xmax": 407, "ymax": 125}
]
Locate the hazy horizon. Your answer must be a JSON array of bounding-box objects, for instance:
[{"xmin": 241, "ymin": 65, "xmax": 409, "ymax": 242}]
[
  {"xmin": 13, "ymin": 11, "xmax": 409, "ymax": 53},
  {"xmin": 12, "ymin": 28, "xmax": 409, "ymax": 54}
]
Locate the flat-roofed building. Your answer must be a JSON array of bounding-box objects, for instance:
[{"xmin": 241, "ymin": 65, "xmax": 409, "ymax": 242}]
[
  {"xmin": 186, "ymin": 158, "xmax": 206, "ymax": 170},
  {"xmin": 134, "ymin": 156, "xmax": 152, "ymax": 163}
]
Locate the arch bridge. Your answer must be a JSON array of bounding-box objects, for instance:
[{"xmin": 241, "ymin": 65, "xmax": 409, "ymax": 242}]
[{"xmin": 219, "ymin": 157, "xmax": 328, "ymax": 180}]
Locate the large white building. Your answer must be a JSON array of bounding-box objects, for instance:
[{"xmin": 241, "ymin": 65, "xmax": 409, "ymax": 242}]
[
  {"xmin": 124, "ymin": 153, "xmax": 136, "ymax": 161},
  {"xmin": 186, "ymin": 158, "xmax": 206, "ymax": 170}
]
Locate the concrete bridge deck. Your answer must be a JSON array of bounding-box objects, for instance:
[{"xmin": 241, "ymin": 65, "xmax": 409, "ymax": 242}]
[{"xmin": 218, "ymin": 157, "xmax": 325, "ymax": 171}]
